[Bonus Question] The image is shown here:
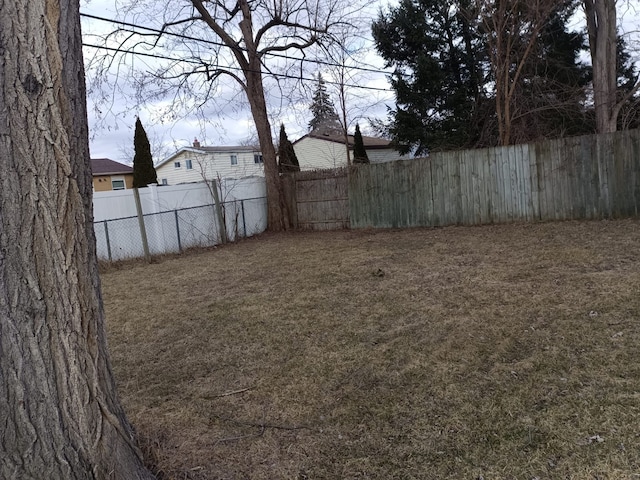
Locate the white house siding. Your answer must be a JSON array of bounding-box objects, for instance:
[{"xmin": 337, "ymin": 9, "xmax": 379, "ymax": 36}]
[
  {"xmin": 294, "ymin": 136, "xmax": 349, "ymax": 170},
  {"xmin": 208, "ymin": 150, "xmax": 264, "ymax": 179},
  {"xmin": 156, "ymin": 151, "xmax": 208, "ymax": 185},
  {"xmin": 156, "ymin": 148, "xmax": 264, "ymax": 185},
  {"xmin": 293, "ymin": 136, "xmax": 408, "ymax": 170}
]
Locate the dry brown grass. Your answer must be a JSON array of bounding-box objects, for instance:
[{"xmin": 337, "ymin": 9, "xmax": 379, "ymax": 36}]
[{"xmin": 100, "ymin": 220, "xmax": 640, "ymax": 480}]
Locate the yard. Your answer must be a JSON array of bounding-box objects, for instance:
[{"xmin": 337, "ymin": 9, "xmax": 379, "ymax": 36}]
[{"xmin": 100, "ymin": 220, "xmax": 640, "ymax": 479}]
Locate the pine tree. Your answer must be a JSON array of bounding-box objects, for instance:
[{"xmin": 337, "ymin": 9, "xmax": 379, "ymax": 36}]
[
  {"xmin": 615, "ymin": 35, "xmax": 640, "ymax": 130},
  {"xmin": 352, "ymin": 124, "xmax": 369, "ymax": 164},
  {"xmin": 278, "ymin": 124, "xmax": 300, "ymax": 173},
  {"xmin": 507, "ymin": 1, "xmax": 592, "ymax": 141},
  {"xmin": 308, "ymin": 73, "xmax": 342, "ymax": 133},
  {"xmin": 372, "ymin": 0, "xmax": 489, "ymax": 153},
  {"xmin": 133, "ymin": 118, "xmax": 158, "ymax": 188},
  {"xmin": 372, "ymin": 0, "xmax": 589, "ymax": 151}
]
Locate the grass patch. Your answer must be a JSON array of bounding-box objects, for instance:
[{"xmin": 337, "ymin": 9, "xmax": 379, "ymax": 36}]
[{"xmin": 101, "ymin": 220, "xmax": 640, "ymax": 479}]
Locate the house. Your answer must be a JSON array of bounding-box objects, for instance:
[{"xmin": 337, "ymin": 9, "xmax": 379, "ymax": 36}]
[
  {"xmin": 293, "ymin": 130, "xmax": 408, "ymax": 170},
  {"xmin": 91, "ymin": 158, "xmax": 134, "ymax": 191},
  {"xmin": 155, "ymin": 139, "xmax": 264, "ymax": 185}
]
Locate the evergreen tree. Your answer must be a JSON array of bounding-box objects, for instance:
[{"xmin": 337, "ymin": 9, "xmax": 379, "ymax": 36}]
[
  {"xmin": 308, "ymin": 73, "xmax": 342, "ymax": 133},
  {"xmin": 132, "ymin": 117, "xmax": 158, "ymax": 188},
  {"xmin": 278, "ymin": 124, "xmax": 300, "ymax": 173},
  {"xmin": 373, "ymin": 0, "xmax": 590, "ymax": 151},
  {"xmin": 352, "ymin": 124, "xmax": 369, "ymax": 164},
  {"xmin": 507, "ymin": 1, "xmax": 592, "ymax": 140},
  {"xmin": 615, "ymin": 35, "xmax": 640, "ymax": 130},
  {"xmin": 372, "ymin": 0, "xmax": 490, "ymax": 154}
]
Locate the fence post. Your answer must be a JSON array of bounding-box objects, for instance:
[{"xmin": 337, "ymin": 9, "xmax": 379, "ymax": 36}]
[
  {"xmin": 133, "ymin": 187, "xmax": 151, "ymax": 263},
  {"xmin": 211, "ymin": 179, "xmax": 228, "ymax": 244},
  {"xmin": 241, "ymin": 200, "xmax": 246, "ymax": 237},
  {"xmin": 104, "ymin": 220, "xmax": 112, "ymax": 262},
  {"xmin": 174, "ymin": 209, "xmax": 182, "ymax": 253}
]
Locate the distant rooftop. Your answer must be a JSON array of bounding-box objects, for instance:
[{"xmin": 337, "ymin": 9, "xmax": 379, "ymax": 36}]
[
  {"xmin": 196, "ymin": 145, "xmax": 260, "ymax": 153},
  {"xmin": 190, "ymin": 138, "xmax": 259, "ymax": 153},
  {"xmin": 297, "ymin": 130, "xmax": 393, "ymax": 149},
  {"xmin": 91, "ymin": 158, "xmax": 134, "ymax": 176},
  {"xmin": 156, "ymin": 143, "xmax": 262, "ymax": 168}
]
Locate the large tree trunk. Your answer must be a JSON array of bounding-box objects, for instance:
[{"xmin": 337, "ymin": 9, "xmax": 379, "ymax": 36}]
[
  {"xmin": 0, "ymin": 1, "xmax": 155, "ymax": 479},
  {"xmin": 584, "ymin": 0, "xmax": 618, "ymax": 134},
  {"xmin": 236, "ymin": 0, "xmax": 288, "ymax": 232},
  {"xmin": 245, "ymin": 65, "xmax": 288, "ymax": 232},
  {"xmin": 483, "ymin": 0, "xmax": 556, "ymax": 145}
]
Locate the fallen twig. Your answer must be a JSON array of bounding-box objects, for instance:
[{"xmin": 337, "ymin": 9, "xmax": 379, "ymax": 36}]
[
  {"xmin": 215, "ymin": 387, "xmax": 251, "ymax": 397},
  {"xmin": 200, "ymin": 387, "xmax": 252, "ymax": 400}
]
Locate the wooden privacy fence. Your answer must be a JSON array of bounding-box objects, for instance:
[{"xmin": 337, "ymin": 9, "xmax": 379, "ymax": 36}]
[
  {"xmin": 282, "ymin": 168, "xmax": 349, "ymax": 230},
  {"xmin": 283, "ymin": 129, "xmax": 640, "ymax": 230},
  {"xmin": 351, "ymin": 130, "xmax": 640, "ymax": 228}
]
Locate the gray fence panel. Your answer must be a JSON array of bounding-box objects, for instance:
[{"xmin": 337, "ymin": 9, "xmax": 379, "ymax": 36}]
[{"xmin": 348, "ymin": 129, "xmax": 640, "ymax": 229}]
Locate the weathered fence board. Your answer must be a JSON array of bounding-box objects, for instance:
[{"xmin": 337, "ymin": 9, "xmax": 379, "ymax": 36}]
[
  {"xmin": 283, "ymin": 130, "xmax": 640, "ymax": 231},
  {"xmin": 286, "ymin": 169, "xmax": 349, "ymax": 230},
  {"xmin": 349, "ymin": 129, "xmax": 640, "ymax": 229}
]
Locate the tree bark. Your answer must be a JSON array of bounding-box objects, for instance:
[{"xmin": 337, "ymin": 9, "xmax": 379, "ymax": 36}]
[
  {"xmin": 483, "ymin": 0, "xmax": 556, "ymax": 145},
  {"xmin": 584, "ymin": 0, "xmax": 618, "ymax": 134},
  {"xmin": 246, "ymin": 66, "xmax": 288, "ymax": 231},
  {"xmin": 0, "ymin": 1, "xmax": 155, "ymax": 478},
  {"xmin": 237, "ymin": 1, "xmax": 288, "ymax": 232}
]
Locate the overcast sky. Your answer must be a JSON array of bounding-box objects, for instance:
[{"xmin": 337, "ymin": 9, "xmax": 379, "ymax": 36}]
[
  {"xmin": 80, "ymin": 0, "xmax": 640, "ymax": 165},
  {"xmin": 80, "ymin": 0, "xmax": 396, "ymax": 164}
]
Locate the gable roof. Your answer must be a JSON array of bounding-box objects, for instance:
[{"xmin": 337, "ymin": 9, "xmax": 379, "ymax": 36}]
[
  {"xmin": 156, "ymin": 145, "xmax": 261, "ymax": 169},
  {"xmin": 91, "ymin": 158, "xmax": 133, "ymax": 176},
  {"xmin": 293, "ymin": 131, "xmax": 393, "ymax": 149}
]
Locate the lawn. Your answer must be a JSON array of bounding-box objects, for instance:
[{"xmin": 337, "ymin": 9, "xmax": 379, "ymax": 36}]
[{"xmin": 100, "ymin": 220, "xmax": 640, "ymax": 479}]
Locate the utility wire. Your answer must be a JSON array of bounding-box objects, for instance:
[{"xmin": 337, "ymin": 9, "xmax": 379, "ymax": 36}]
[
  {"xmin": 80, "ymin": 12, "xmax": 390, "ymax": 77},
  {"xmin": 83, "ymin": 42, "xmax": 392, "ymax": 92}
]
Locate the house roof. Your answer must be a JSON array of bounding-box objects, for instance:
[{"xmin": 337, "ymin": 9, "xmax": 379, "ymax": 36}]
[
  {"xmin": 156, "ymin": 145, "xmax": 261, "ymax": 168},
  {"xmin": 197, "ymin": 145, "xmax": 259, "ymax": 153},
  {"xmin": 293, "ymin": 131, "xmax": 393, "ymax": 149},
  {"xmin": 91, "ymin": 158, "xmax": 133, "ymax": 176}
]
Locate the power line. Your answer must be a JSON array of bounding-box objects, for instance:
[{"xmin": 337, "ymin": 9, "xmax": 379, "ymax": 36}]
[
  {"xmin": 80, "ymin": 12, "xmax": 390, "ymax": 77},
  {"xmin": 82, "ymin": 43, "xmax": 393, "ymax": 92}
]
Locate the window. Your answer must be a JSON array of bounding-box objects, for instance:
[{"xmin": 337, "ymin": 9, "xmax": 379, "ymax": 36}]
[
  {"xmin": 161, "ymin": 178, "xmax": 168, "ymax": 185},
  {"xmin": 254, "ymin": 154, "xmax": 264, "ymax": 164},
  {"xmin": 230, "ymin": 155, "xmax": 238, "ymax": 165},
  {"xmin": 174, "ymin": 161, "xmax": 181, "ymax": 168},
  {"xmin": 111, "ymin": 179, "xmax": 125, "ymax": 190},
  {"xmin": 185, "ymin": 159, "xmax": 193, "ymax": 170}
]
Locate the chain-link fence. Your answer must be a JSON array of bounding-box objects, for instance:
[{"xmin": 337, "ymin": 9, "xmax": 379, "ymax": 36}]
[{"xmin": 94, "ymin": 197, "xmax": 267, "ymax": 262}]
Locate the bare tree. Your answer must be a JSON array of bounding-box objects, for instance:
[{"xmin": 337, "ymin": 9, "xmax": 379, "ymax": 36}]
[
  {"xmin": 317, "ymin": 20, "xmax": 389, "ymax": 165},
  {"xmin": 87, "ymin": 0, "xmax": 361, "ymax": 231},
  {"xmin": 0, "ymin": 0, "xmax": 154, "ymax": 478},
  {"xmin": 479, "ymin": 0, "xmax": 558, "ymax": 145},
  {"xmin": 583, "ymin": 0, "xmax": 640, "ymax": 133},
  {"xmin": 322, "ymin": 35, "xmax": 364, "ymax": 165}
]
